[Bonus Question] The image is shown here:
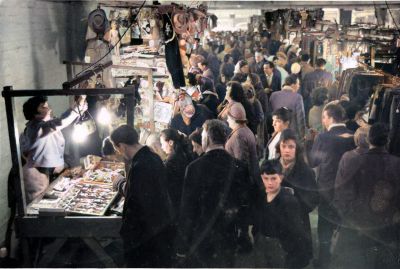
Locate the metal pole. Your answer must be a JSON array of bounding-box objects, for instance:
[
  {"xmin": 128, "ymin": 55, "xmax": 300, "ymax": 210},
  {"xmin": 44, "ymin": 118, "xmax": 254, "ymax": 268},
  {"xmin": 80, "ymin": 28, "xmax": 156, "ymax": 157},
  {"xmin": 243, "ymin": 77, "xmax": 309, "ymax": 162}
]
[
  {"xmin": 126, "ymin": 92, "xmax": 135, "ymax": 127},
  {"xmin": 148, "ymin": 69, "xmax": 155, "ymax": 132},
  {"xmin": 3, "ymin": 86, "xmax": 26, "ymax": 215}
]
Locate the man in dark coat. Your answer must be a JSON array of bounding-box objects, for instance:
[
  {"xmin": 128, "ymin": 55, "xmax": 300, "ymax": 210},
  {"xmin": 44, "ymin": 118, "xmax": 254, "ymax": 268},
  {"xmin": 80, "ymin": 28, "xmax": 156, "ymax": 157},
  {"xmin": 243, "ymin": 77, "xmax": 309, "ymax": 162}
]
[
  {"xmin": 262, "ymin": 61, "xmax": 282, "ymax": 93},
  {"xmin": 170, "ymin": 95, "xmax": 213, "ymax": 136},
  {"xmin": 198, "ymin": 60, "xmax": 215, "ymax": 83},
  {"xmin": 176, "ymin": 119, "xmax": 255, "ymax": 267},
  {"xmin": 308, "ymin": 103, "xmax": 355, "ymax": 268},
  {"xmin": 301, "ymin": 58, "xmax": 333, "ymax": 120},
  {"xmin": 207, "ymin": 50, "xmax": 221, "ymax": 81},
  {"xmin": 250, "ymin": 50, "xmax": 266, "ymax": 77},
  {"xmin": 110, "ymin": 125, "xmax": 173, "ymax": 267},
  {"xmin": 333, "ymin": 126, "xmax": 370, "ymax": 214},
  {"xmin": 332, "ymin": 123, "xmax": 400, "ymax": 268}
]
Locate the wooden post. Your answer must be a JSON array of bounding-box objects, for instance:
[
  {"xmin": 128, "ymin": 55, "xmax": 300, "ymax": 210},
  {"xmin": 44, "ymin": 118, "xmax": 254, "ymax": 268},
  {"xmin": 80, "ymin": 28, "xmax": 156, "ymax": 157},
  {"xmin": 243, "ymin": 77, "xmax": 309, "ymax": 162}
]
[
  {"xmin": 148, "ymin": 69, "xmax": 155, "ymax": 132},
  {"xmin": 371, "ymin": 46, "xmax": 376, "ymax": 68},
  {"xmin": 3, "ymin": 86, "xmax": 26, "ymax": 215}
]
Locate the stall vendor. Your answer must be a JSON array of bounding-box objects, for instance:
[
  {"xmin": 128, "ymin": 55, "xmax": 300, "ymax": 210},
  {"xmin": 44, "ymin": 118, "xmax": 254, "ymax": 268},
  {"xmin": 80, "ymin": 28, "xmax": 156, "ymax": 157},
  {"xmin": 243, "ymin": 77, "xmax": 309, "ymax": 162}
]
[
  {"xmin": 170, "ymin": 94, "xmax": 212, "ymax": 136},
  {"xmin": 21, "ymin": 96, "xmax": 87, "ymax": 203}
]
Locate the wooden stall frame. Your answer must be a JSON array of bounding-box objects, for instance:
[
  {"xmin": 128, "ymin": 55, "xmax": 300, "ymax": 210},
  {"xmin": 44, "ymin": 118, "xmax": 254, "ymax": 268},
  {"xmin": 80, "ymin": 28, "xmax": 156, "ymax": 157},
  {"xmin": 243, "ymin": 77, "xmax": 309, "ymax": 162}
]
[{"xmin": 2, "ymin": 86, "xmax": 136, "ymax": 267}]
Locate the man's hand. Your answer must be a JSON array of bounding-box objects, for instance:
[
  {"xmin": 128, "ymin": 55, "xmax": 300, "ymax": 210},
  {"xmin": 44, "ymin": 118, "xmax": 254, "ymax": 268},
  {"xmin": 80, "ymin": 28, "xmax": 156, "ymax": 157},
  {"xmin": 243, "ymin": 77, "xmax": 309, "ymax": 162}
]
[
  {"xmin": 264, "ymin": 87, "xmax": 272, "ymax": 94},
  {"xmin": 112, "ymin": 174, "xmax": 125, "ymax": 192},
  {"xmin": 305, "ymin": 128, "xmax": 318, "ymax": 141}
]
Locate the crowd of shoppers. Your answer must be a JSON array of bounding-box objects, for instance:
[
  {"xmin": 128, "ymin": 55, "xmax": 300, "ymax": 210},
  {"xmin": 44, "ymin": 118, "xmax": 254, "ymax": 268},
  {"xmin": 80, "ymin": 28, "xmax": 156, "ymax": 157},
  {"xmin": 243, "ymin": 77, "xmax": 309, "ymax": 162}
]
[
  {"xmin": 105, "ymin": 29, "xmax": 400, "ymax": 268},
  {"xmin": 21, "ymin": 29, "xmax": 399, "ymax": 268}
]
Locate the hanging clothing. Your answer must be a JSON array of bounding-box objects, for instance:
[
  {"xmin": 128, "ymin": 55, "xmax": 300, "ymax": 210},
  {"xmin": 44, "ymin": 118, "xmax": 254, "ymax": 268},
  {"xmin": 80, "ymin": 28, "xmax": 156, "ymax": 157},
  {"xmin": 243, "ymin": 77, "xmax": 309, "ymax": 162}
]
[{"xmin": 163, "ymin": 14, "xmax": 185, "ymax": 89}]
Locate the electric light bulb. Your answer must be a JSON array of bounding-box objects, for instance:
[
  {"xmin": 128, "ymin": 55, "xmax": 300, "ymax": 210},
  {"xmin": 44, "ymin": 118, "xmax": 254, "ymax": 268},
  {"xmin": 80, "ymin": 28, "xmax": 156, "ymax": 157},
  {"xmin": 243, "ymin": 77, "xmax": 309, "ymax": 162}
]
[
  {"xmin": 97, "ymin": 107, "xmax": 111, "ymax": 125},
  {"xmin": 72, "ymin": 123, "xmax": 88, "ymax": 143}
]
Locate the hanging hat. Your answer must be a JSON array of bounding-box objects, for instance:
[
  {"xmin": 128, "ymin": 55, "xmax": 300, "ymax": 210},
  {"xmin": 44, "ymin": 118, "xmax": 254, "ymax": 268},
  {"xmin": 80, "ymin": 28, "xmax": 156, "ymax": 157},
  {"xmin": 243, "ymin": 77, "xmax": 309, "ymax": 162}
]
[
  {"xmin": 172, "ymin": 9, "xmax": 189, "ymax": 34},
  {"xmin": 88, "ymin": 8, "xmax": 110, "ymax": 36}
]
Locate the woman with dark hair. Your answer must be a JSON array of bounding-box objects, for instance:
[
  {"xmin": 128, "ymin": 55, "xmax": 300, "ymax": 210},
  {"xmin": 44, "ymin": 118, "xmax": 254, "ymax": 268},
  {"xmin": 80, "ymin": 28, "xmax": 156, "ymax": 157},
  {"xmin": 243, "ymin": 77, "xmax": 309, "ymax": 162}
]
[
  {"xmin": 218, "ymin": 81, "xmax": 258, "ymax": 134},
  {"xmin": 339, "ymin": 100, "xmax": 362, "ymax": 132},
  {"xmin": 215, "ymin": 55, "xmax": 234, "ymax": 101},
  {"xmin": 188, "ymin": 128, "xmax": 204, "ymax": 157},
  {"xmin": 21, "ymin": 95, "xmax": 87, "ymax": 203},
  {"xmin": 275, "ymin": 128, "xmax": 319, "ymax": 267},
  {"xmin": 220, "ymin": 53, "xmax": 235, "ymax": 80},
  {"xmin": 160, "ymin": 128, "xmax": 194, "ymax": 212},
  {"xmin": 232, "ymin": 60, "xmax": 250, "ymax": 83},
  {"xmin": 267, "ymin": 107, "xmax": 292, "ymax": 160}
]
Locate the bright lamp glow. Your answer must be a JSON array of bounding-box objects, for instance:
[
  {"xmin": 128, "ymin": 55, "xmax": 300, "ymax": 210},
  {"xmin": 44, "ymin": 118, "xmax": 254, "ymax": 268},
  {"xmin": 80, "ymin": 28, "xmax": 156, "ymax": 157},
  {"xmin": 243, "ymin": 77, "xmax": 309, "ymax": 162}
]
[
  {"xmin": 72, "ymin": 123, "xmax": 89, "ymax": 143},
  {"xmin": 97, "ymin": 107, "xmax": 111, "ymax": 125}
]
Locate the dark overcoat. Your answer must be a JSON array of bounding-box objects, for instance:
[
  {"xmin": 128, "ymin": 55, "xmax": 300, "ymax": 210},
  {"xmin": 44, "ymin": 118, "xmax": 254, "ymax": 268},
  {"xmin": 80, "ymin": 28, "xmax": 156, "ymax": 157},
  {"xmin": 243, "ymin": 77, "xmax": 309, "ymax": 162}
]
[
  {"xmin": 281, "ymin": 159, "xmax": 319, "ymax": 261},
  {"xmin": 176, "ymin": 149, "xmax": 255, "ymax": 267}
]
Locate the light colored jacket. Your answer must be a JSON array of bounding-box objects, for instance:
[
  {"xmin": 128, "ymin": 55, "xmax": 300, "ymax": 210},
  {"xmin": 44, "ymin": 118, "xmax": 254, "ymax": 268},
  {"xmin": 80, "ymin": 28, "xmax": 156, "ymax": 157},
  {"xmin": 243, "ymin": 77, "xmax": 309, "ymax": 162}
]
[
  {"xmin": 225, "ymin": 125, "xmax": 259, "ymax": 180},
  {"xmin": 22, "ymin": 109, "xmax": 79, "ymax": 168},
  {"xmin": 270, "ymin": 86, "xmax": 306, "ymax": 139}
]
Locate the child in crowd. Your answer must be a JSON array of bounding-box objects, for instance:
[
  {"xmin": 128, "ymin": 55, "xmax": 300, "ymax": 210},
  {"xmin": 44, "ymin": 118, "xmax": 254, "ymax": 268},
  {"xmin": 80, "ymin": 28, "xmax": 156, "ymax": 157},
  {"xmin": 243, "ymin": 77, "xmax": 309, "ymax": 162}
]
[{"xmin": 252, "ymin": 159, "xmax": 309, "ymax": 268}]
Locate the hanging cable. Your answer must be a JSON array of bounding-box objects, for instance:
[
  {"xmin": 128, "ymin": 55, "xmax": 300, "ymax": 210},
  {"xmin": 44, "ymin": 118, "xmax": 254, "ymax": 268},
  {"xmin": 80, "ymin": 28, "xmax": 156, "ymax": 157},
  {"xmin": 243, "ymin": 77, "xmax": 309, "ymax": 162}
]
[{"xmin": 74, "ymin": 0, "xmax": 147, "ymax": 78}]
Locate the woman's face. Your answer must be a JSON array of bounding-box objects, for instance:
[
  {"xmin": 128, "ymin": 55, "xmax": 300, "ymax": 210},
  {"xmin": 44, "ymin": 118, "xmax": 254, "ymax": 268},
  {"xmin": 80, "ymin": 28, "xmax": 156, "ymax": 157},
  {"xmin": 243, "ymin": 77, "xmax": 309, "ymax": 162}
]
[
  {"xmin": 272, "ymin": 116, "xmax": 289, "ymax": 133},
  {"xmin": 241, "ymin": 64, "xmax": 249, "ymax": 74},
  {"xmin": 279, "ymin": 139, "xmax": 297, "ymax": 163},
  {"xmin": 36, "ymin": 102, "xmax": 52, "ymax": 121},
  {"xmin": 160, "ymin": 136, "xmax": 174, "ymax": 155},
  {"xmin": 221, "ymin": 75, "xmax": 226, "ymax": 83}
]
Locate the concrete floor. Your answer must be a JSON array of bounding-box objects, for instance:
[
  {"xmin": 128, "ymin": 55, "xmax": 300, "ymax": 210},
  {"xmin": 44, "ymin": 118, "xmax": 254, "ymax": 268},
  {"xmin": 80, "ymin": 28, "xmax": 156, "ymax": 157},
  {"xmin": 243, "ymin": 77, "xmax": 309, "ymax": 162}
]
[{"xmin": 34, "ymin": 210, "xmax": 320, "ymax": 268}]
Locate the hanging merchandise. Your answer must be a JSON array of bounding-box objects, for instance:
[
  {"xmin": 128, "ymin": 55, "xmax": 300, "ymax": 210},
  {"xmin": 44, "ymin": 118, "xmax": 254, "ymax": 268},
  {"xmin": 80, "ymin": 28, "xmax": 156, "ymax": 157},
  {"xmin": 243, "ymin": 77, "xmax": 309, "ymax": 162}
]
[
  {"xmin": 299, "ymin": 10, "xmax": 308, "ymax": 29},
  {"xmin": 338, "ymin": 68, "xmax": 384, "ymax": 107},
  {"xmin": 109, "ymin": 20, "xmax": 120, "ymax": 57},
  {"xmin": 163, "ymin": 13, "xmax": 186, "ymax": 89},
  {"xmin": 87, "ymin": 8, "xmax": 110, "ymax": 41},
  {"xmin": 290, "ymin": 10, "xmax": 301, "ymax": 28},
  {"xmin": 162, "ymin": 12, "xmax": 175, "ymax": 44},
  {"xmin": 117, "ymin": 9, "xmax": 132, "ymax": 45},
  {"xmin": 138, "ymin": 8, "xmax": 153, "ymax": 40}
]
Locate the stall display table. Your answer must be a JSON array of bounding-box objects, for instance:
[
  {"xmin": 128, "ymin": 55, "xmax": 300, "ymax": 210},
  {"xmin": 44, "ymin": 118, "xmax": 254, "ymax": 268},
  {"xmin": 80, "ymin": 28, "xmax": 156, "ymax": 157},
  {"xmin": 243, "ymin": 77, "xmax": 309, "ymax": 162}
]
[{"xmin": 2, "ymin": 86, "xmax": 135, "ymax": 267}]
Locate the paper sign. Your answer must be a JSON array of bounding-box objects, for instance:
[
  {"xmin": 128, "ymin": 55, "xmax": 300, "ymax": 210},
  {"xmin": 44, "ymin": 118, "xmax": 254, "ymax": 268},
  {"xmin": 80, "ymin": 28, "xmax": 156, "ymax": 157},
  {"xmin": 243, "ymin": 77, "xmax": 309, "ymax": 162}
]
[{"xmin": 154, "ymin": 101, "xmax": 173, "ymax": 124}]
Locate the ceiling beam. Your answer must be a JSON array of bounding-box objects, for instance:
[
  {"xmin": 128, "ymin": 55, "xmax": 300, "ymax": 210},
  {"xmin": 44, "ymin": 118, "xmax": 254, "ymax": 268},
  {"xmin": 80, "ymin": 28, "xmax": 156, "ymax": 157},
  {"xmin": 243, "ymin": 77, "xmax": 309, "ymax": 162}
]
[
  {"xmin": 39, "ymin": 0, "xmax": 400, "ymax": 9},
  {"xmin": 205, "ymin": 1, "xmax": 400, "ymax": 10}
]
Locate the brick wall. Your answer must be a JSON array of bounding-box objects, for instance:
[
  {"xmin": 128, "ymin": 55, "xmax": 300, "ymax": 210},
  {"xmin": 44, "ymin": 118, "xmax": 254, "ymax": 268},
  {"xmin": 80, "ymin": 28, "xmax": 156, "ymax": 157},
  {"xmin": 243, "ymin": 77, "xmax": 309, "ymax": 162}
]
[{"xmin": 0, "ymin": 0, "xmax": 94, "ymax": 244}]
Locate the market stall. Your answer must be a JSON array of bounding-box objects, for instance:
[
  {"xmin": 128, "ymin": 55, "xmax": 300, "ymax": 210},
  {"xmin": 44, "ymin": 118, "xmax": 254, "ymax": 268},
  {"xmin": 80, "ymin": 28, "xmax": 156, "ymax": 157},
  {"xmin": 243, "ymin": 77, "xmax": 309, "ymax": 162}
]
[
  {"xmin": 2, "ymin": 86, "xmax": 136, "ymax": 267},
  {"xmin": 62, "ymin": 2, "xmax": 217, "ymax": 142}
]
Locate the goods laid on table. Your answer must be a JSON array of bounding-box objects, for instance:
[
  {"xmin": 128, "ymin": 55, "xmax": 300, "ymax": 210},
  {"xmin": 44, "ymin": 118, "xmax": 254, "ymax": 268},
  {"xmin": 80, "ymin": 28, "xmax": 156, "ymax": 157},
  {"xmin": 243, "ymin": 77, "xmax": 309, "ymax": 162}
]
[
  {"xmin": 28, "ymin": 160, "xmax": 125, "ymax": 216},
  {"xmin": 59, "ymin": 183, "xmax": 117, "ymax": 216}
]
